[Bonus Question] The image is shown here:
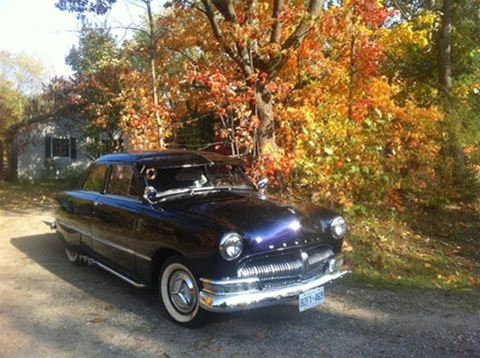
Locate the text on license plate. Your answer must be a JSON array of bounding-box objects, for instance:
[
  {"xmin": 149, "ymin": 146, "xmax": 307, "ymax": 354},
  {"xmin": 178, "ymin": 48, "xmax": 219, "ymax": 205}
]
[{"xmin": 298, "ymin": 286, "xmax": 325, "ymax": 312}]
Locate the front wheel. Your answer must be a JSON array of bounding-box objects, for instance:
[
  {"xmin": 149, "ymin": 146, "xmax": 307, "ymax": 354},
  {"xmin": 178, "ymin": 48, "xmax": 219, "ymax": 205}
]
[{"xmin": 158, "ymin": 256, "xmax": 206, "ymax": 327}]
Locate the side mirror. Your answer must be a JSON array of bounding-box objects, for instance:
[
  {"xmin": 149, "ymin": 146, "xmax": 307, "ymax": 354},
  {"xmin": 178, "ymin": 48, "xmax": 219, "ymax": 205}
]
[
  {"xmin": 143, "ymin": 185, "xmax": 158, "ymax": 204},
  {"xmin": 257, "ymin": 178, "xmax": 268, "ymax": 195}
]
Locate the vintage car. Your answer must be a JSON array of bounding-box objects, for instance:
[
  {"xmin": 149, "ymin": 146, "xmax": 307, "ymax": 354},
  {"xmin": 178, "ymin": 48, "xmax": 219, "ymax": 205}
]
[{"xmin": 53, "ymin": 150, "xmax": 349, "ymax": 326}]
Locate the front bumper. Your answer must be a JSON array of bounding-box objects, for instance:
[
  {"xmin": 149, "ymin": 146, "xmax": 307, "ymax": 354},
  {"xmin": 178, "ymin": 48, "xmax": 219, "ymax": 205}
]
[{"xmin": 199, "ymin": 264, "xmax": 350, "ymax": 312}]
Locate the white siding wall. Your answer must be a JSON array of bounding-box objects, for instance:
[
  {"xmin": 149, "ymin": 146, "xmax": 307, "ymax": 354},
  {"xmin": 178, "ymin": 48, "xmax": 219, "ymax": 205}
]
[{"xmin": 16, "ymin": 118, "xmax": 93, "ymax": 182}]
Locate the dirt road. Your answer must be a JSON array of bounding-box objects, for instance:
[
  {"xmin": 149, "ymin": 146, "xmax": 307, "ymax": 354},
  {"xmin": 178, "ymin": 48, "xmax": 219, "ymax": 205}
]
[{"xmin": 0, "ymin": 206, "xmax": 479, "ymax": 357}]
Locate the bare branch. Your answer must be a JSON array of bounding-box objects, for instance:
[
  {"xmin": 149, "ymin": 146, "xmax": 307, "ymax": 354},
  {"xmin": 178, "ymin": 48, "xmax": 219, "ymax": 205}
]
[
  {"xmin": 267, "ymin": 0, "xmax": 324, "ymax": 78},
  {"xmin": 270, "ymin": 0, "xmax": 284, "ymax": 44},
  {"xmin": 245, "ymin": 0, "xmax": 257, "ymax": 24},
  {"xmin": 282, "ymin": 0, "xmax": 323, "ymax": 50},
  {"xmin": 184, "ymin": 0, "xmax": 207, "ymax": 14},
  {"xmin": 211, "ymin": 0, "xmax": 237, "ymax": 22},
  {"xmin": 166, "ymin": 46, "xmax": 197, "ymax": 64},
  {"xmin": 200, "ymin": 0, "xmax": 252, "ymax": 75},
  {"xmin": 109, "ymin": 25, "xmax": 150, "ymax": 36}
]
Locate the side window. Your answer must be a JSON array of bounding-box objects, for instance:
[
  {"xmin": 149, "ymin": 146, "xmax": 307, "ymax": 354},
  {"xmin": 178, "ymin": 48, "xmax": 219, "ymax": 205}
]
[
  {"xmin": 83, "ymin": 165, "xmax": 107, "ymax": 193},
  {"xmin": 107, "ymin": 165, "xmax": 139, "ymax": 197}
]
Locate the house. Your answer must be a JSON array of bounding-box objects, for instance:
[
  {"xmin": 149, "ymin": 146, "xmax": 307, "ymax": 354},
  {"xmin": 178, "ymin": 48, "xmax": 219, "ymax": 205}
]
[
  {"xmin": 3, "ymin": 111, "xmax": 218, "ymax": 182},
  {"xmin": 5, "ymin": 113, "xmax": 111, "ymax": 182}
]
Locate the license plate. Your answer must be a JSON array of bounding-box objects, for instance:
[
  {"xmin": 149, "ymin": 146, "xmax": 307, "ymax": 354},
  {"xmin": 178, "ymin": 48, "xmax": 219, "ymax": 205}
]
[{"xmin": 298, "ymin": 286, "xmax": 325, "ymax": 312}]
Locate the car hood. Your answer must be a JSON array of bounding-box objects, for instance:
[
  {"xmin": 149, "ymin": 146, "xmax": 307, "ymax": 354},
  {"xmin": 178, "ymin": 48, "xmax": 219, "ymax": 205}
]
[{"xmin": 161, "ymin": 190, "xmax": 335, "ymax": 253}]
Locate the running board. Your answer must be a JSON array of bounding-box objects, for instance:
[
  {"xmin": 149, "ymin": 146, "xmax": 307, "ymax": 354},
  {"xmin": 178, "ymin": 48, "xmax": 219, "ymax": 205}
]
[{"xmin": 80, "ymin": 254, "xmax": 147, "ymax": 288}]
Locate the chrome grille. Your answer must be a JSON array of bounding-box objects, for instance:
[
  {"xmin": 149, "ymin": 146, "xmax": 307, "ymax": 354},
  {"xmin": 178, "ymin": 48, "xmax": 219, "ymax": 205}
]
[
  {"xmin": 237, "ymin": 255, "xmax": 303, "ymax": 280},
  {"xmin": 237, "ymin": 247, "xmax": 334, "ymax": 283},
  {"xmin": 308, "ymin": 247, "xmax": 334, "ymax": 267}
]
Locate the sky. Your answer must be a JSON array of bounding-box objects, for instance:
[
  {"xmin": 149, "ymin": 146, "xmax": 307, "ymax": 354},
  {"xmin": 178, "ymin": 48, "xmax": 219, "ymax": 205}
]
[{"xmin": 0, "ymin": 0, "xmax": 146, "ymax": 79}]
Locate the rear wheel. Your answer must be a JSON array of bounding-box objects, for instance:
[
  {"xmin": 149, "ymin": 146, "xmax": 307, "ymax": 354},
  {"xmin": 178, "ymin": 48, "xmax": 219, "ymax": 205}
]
[
  {"xmin": 64, "ymin": 246, "xmax": 83, "ymax": 265},
  {"xmin": 158, "ymin": 256, "xmax": 206, "ymax": 327},
  {"xmin": 57, "ymin": 230, "xmax": 84, "ymax": 266}
]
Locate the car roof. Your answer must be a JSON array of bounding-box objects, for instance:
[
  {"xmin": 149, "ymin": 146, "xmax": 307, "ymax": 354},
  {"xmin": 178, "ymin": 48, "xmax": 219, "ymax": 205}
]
[{"xmin": 95, "ymin": 150, "xmax": 245, "ymax": 168}]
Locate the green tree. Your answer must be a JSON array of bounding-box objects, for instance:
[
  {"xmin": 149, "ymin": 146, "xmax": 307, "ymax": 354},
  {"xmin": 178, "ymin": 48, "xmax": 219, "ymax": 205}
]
[
  {"xmin": 386, "ymin": 0, "xmax": 480, "ymax": 199},
  {"xmin": 65, "ymin": 26, "xmax": 126, "ymax": 158},
  {"xmin": 66, "ymin": 23, "xmax": 119, "ymax": 74},
  {"xmin": 57, "ymin": 0, "xmax": 170, "ymax": 148},
  {"xmin": 0, "ymin": 51, "xmax": 48, "ymax": 178},
  {"xmin": 0, "ymin": 51, "xmax": 48, "ymax": 127}
]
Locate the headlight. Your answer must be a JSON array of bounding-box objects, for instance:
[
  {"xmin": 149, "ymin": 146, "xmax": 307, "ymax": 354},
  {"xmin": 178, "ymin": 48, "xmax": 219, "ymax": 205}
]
[
  {"xmin": 330, "ymin": 216, "xmax": 347, "ymax": 239},
  {"xmin": 219, "ymin": 233, "xmax": 244, "ymax": 260}
]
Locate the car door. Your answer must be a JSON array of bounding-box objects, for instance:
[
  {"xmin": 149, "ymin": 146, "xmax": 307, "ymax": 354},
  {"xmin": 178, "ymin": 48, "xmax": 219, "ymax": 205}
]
[
  {"xmin": 91, "ymin": 164, "xmax": 142, "ymax": 277},
  {"xmin": 56, "ymin": 164, "xmax": 107, "ymax": 250}
]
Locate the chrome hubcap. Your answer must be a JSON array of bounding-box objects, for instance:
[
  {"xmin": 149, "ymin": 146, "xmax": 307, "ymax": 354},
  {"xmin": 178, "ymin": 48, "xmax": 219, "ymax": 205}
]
[{"xmin": 168, "ymin": 270, "xmax": 197, "ymax": 314}]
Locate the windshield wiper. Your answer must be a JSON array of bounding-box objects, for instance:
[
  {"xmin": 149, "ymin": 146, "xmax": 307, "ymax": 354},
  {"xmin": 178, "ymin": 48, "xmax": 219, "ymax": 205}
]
[
  {"xmin": 154, "ymin": 188, "xmax": 193, "ymax": 201},
  {"xmin": 192, "ymin": 186, "xmax": 253, "ymax": 194},
  {"xmin": 152, "ymin": 186, "xmax": 253, "ymax": 203}
]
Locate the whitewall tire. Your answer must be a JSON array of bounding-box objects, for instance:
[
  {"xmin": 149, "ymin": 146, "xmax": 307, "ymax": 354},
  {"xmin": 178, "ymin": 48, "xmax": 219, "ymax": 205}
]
[
  {"xmin": 64, "ymin": 246, "xmax": 82, "ymax": 265},
  {"xmin": 158, "ymin": 257, "xmax": 205, "ymax": 327}
]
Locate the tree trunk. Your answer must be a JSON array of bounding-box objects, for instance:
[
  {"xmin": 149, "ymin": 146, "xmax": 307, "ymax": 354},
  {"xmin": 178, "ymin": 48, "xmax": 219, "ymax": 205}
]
[
  {"xmin": 255, "ymin": 84, "xmax": 276, "ymax": 154},
  {"xmin": 437, "ymin": 0, "xmax": 452, "ymax": 92},
  {"xmin": 348, "ymin": 35, "xmax": 356, "ymax": 121},
  {"xmin": 437, "ymin": 0, "xmax": 465, "ymax": 176},
  {"xmin": 426, "ymin": 0, "xmax": 436, "ymax": 10},
  {"xmin": 0, "ymin": 140, "xmax": 4, "ymax": 180},
  {"xmin": 6, "ymin": 138, "xmax": 18, "ymax": 182},
  {"xmin": 145, "ymin": 0, "xmax": 164, "ymax": 148}
]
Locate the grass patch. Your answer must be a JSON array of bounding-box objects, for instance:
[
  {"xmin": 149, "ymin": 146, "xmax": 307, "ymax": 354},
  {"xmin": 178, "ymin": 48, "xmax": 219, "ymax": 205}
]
[
  {"xmin": 344, "ymin": 202, "xmax": 480, "ymax": 290},
  {"xmin": 0, "ymin": 180, "xmax": 71, "ymax": 211}
]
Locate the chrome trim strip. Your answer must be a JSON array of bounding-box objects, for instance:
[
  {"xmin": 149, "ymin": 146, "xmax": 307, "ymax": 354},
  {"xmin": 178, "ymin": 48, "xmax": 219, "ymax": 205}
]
[
  {"xmin": 91, "ymin": 235, "xmax": 135, "ymax": 255},
  {"xmin": 93, "ymin": 260, "xmax": 147, "ymax": 288},
  {"xmin": 56, "ymin": 220, "xmax": 151, "ymax": 262},
  {"xmin": 201, "ymin": 277, "xmax": 259, "ymax": 285},
  {"xmin": 199, "ymin": 269, "xmax": 350, "ymax": 312},
  {"xmin": 57, "ymin": 221, "xmax": 90, "ymax": 237},
  {"xmin": 134, "ymin": 252, "xmax": 152, "ymax": 262},
  {"xmin": 90, "ymin": 235, "xmax": 152, "ymax": 262},
  {"xmin": 101, "ymin": 194, "xmax": 142, "ymax": 203}
]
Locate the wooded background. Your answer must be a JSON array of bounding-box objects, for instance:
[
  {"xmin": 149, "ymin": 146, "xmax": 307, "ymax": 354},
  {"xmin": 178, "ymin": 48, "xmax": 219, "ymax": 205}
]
[{"xmin": 1, "ymin": 0, "xmax": 479, "ymax": 209}]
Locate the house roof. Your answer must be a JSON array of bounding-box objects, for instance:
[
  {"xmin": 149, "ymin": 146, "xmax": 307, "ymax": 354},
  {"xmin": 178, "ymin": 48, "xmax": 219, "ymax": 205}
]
[
  {"xmin": 5, "ymin": 112, "xmax": 57, "ymax": 140},
  {"xmin": 96, "ymin": 150, "xmax": 246, "ymax": 168}
]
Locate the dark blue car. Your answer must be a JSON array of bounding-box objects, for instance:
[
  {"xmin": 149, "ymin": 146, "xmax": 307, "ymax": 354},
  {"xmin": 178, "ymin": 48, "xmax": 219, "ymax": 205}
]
[{"xmin": 54, "ymin": 150, "xmax": 349, "ymax": 326}]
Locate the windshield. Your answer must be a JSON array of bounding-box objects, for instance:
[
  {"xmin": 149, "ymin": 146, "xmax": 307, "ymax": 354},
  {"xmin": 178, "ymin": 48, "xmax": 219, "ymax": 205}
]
[{"xmin": 143, "ymin": 164, "xmax": 255, "ymax": 196}]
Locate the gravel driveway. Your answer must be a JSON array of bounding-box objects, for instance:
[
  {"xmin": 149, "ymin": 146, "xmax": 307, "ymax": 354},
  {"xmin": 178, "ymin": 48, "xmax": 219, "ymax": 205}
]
[{"xmin": 0, "ymin": 207, "xmax": 479, "ymax": 357}]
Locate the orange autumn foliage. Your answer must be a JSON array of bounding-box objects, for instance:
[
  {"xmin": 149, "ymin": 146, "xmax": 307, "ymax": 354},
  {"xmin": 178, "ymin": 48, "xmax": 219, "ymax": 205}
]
[
  {"xmin": 68, "ymin": 0, "xmax": 446, "ymax": 207},
  {"xmin": 152, "ymin": 0, "xmax": 443, "ymax": 206}
]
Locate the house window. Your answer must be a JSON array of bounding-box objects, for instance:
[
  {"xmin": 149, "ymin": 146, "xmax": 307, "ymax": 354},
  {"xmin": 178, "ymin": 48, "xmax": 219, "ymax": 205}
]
[
  {"xmin": 45, "ymin": 136, "xmax": 77, "ymax": 159},
  {"xmin": 52, "ymin": 138, "xmax": 70, "ymax": 157}
]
